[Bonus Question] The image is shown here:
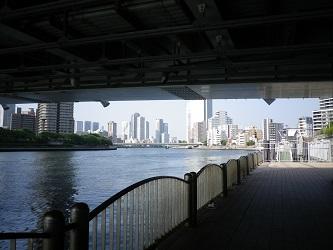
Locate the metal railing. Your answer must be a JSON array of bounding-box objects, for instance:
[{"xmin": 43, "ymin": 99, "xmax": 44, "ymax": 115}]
[
  {"xmin": 196, "ymin": 164, "xmax": 223, "ymax": 210},
  {"xmin": 0, "ymin": 152, "xmax": 263, "ymax": 250}
]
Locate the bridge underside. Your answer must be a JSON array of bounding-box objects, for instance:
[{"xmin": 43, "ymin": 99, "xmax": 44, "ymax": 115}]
[{"xmin": 1, "ymin": 1, "xmax": 333, "ymax": 103}]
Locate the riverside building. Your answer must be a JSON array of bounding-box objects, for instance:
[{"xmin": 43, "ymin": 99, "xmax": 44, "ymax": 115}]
[
  {"xmin": 313, "ymin": 98, "xmax": 333, "ymax": 134},
  {"xmin": 37, "ymin": 103, "xmax": 74, "ymax": 134},
  {"xmin": 10, "ymin": 107, "xmax": 36, "ymax": 132},
  {"xmin": 0, "ymin": 104, "xmax": 15, "ymax": 129}
]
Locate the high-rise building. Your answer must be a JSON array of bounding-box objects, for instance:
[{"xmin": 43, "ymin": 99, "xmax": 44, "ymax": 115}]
[
  {"xmin": 10, "ymin": 107, "xmax": 36, "ymax": 132},
  {"xmin": 161, "ymin": 122, "xmax": 170, "ymax": 143},
  {"xmin": 92, "ymin": 122, "xmax": 99, "ymax": 131},
  {"xmin": 227, "ymin": 124, "xmax": 239, "ymax": 140},
  {"xmin": 76, "ymin": 121, "xmax": 84, "ymax": 134},
  {"xmin": 121, "ymin": 121, "xmax": 130, "ymax": 141},
  {"xmin": 192, "ymin": 121, "xmax": 206, "ymax": 143},
  {"xmin": 107, "ymin": 121, "xmax": 117, "ymax": 141},
  {"xmin": 138, "ymin": 116, "xmax": 146, "ymax": 141},
  {"xmin": 263, "ymin": 118, "xmax": 283, "ymax": 144},
  {"xmin": 298, "ymin": 117, "xmax": 313, "ymax": 137},
  {"xmin": 130, "ymin": 113, "xmax": 140, "ymax": 139},
  {"xmin": 207, "ymin": 110, "xmax": 232, "ymax": 146},
  {"xmin": 37, "ymin": 103, "xmax": 74, "ymax": 134},
  {"xmin": 84, "ymin": 121, "xmax": 91, "ymax": 132},
  {"xmin": 155, "ymin": 119, "xmax": 164, "ymax": 143},
  {"xmin": 145, "ymin": 121, "xmax": 149, "ymax": 139},
  {"xmin": 186, "ymin": 99, "xmax": 212, "ymax": 143},
  {"xmin": 0, "ymin": 104, "xmax": 15, "ymax": 129},
  {"xmin": 313, "ymin": 98, "xmax": 333, "ymax": 133}
]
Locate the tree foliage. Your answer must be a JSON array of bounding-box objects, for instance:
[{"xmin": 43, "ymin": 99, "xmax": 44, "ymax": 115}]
[
  {"xmin": 321, "ymin": 122, "xmax": 333, "ymax": 137},
  {"xmin": 246, "ymin": 140, "xmax": 255, "ymax": 146},
  {"xmin": 0, "ymin": 128, "xmax": 112, "ymax": 146},
  {"xmin": 220, "ymin": 140, "xmax": 227, "ymax": 146}
]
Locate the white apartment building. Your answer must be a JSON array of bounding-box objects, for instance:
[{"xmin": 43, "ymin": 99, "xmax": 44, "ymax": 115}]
[
  {"xmin": 298, "ymin": 117, "xmax": 313, "ymax": 137},
  {"xmin": 313, "ymin": 98, "xmax": 333, "ymax": 133},
  {"xmin": 107, "ymin": 121, "xmax": 117, "ymax": 140},
  {"xmin": 121, "ymin": 121, "xmax": 130, "ymax": 141}
]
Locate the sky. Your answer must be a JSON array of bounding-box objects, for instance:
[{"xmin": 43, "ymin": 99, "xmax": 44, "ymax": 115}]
[{"xmin": 19, "ymin": 98, "xmax": 319, "ymax": 140}]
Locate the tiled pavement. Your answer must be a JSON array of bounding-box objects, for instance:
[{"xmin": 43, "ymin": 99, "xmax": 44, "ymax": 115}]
[{"xmin": 157, "ymin": 162, "xmax": 333, "ymax": 250}]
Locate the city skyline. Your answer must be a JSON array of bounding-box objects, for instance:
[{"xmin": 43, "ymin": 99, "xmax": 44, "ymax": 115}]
[{"xmin": 16, "ymin": 98, "xmax": 318, "ymax": 139}]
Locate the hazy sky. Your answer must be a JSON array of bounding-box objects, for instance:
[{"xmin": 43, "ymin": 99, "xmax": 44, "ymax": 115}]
[{"xmin": 19, "ymin": 98, "xmax": 319, "ymax": 140}]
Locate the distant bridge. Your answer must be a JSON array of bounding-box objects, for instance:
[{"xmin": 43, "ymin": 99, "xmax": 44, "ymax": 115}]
[{"xmin": 114, "ymin": 143, "xmax": 203, "ymax": 148}]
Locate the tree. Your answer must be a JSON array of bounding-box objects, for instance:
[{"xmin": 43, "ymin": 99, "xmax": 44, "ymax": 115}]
[
  {"xmin": 246, "ymin": 140, "xmax": 255, "ymax": 146},
  {"xmin": 221, "ymin": 140, "xmax": 227, "ymax": 146}
]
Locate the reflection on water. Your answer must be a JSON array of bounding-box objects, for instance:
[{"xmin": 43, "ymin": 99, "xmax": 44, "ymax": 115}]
[
  {"xmin": 30, "ymin": 152, "xmax": 77, "ymax": 229},
  {"xmin": 0, "ymin": 148, "xmax": 249, "ymax": 232}
]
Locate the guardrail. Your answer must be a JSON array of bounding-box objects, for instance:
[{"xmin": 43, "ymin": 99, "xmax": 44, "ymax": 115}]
[{"xmin": 0, "ymin": 151, "xmax": 263, "ymax": 250}]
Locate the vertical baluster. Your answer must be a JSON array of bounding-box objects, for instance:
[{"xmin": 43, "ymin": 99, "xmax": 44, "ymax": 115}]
[
  {"xmin": 109, "ymin": 204, "xmax": 114, "ymax": 250},
  {"xmin": 116, "ymin": 199, "xmax": 121, "ymax": 250},
  {"xmin": 28, "ymin": 239, "xmax": 33, "ymax": 250},
  {"xmin": 101, "ymin": 210, "xmax": 106, "ymax": 250},
  {"xmin": 128, "ymin": 191, "xmax": 133, "ymax": 250},
  {"xmin": 92, "ymin": 217, "xmax": 98, "ymax": 250},
  {"xmin": 167, "ymin": 179, "xmax": 171, "ymax": 233},
  {"xmin": 123, "ymin": 194, "xmax": 128, "ymax": 250},
  {"xmin": 135, "ymin": 188, "xmax": 139, "ymax": 250},
  {"xmin": 140, "ymin": 185, "xmax": 145, "ymax": 250},
  {"xmin": 154, "ymin": 180, "xmax": 158, "ymax": 241},
  {"xmin": 9, "ymin": 239, "xmax": 16, "ymax": 250},
  {"xmin": 143, "ymin": 183, "xmax": 149, "ymax": 248}
]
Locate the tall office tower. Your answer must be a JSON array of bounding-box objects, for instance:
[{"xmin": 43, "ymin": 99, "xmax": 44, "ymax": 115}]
[
  {"xmin": 145, "ymin": 121, "xmax": 149, "ymax": 139},
  {"xmin": 107, "ymin": 121, "xmax": 117, "ymax": 140},
  {"xmin": 161, "ymin": 122, "xmax": 170, "ymax": 143},
  {"xmin": 0, "ymin": 104, "xmax": 15, "ymax": 129},
  {"xmin": 155, "ymin": 119, "xmax": 164, "ymax": 143},
  {"xmin": 37, "ymin": 103, "xmax": 74, "ymax": 134},
  {"xmin": 121, "ymin": 121, "xmax": 130, "ymax": 141},
  {"xmin": 10, "ymin": 107, "xmax": 36, "ymax": 132},
  {"xmin": 130, "ymin": 113, "xmax": 140, "ymax": 139},
  {"xmin": 313, "ymin": 98, "xmax": 333, "ymax": 133},
  {"xmin": 263, "ymin": 118, "xmax": 272, "ymax": 141},
  {"xmin": 298, "ymin": 117, "xmax": 313, "ymax": 137},
  {"xmin": 186, "ymin": 99, "xmax": 212, "ymax": 143},
  {"xmin": 92, "ymin": 122, "xmax": 99, "ymax": 131},
  {"xmin": 84, "ymin": 121, "xmax": 91, "ymax": 132},
  {"xmin": 192, "ymin": 121, "xmax": 206, "ymax": 143},
  {"xmin": 137, "ymin": 116, "xmax": 146, "ymax": 141},
  {"xmin": 204, "ymin": 99, "xmax": 213, "ymax": 128},
  {"xmin": 263, "ymin": 118, "xmax": 283, "ymax": 144},
  {"xmin": 76, "ymin": 121, "xmax": 84, "ymax": 134}
]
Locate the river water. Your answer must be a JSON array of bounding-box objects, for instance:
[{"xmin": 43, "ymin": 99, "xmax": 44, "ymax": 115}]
[{"xmin": 0, "ymin": 148, "xmax": 249, "ymax": 232}]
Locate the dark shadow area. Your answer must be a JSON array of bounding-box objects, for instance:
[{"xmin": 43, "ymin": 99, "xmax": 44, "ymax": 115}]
[{"xmin": 157, "ymin": 163, "xmax": 333, "ymax": 250}]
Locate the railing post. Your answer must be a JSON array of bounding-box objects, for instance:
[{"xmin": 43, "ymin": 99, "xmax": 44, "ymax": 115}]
[
  {"xmin": 221, "ymin": 163, "xmax": 228, "ymax": 197},
  {"xmin": 70, "ymin": 203, "xmax": 90, "ymax": 250},
  {"xmin": 236, "ymin": 159, "xmax": 241, "ymax": 185},
  {"xmin": 246, "ymin": 156, "xmax": 250, "ymax": 176},
  {"xmin": 43, "ymin": 210, "xmax": 65, "ymax": 250},
  {"xmin": 184, "ymin": 172, "xmax": 197, "ymax": 227}
]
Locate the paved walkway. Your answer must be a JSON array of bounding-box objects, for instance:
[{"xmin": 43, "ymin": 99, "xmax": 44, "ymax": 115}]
[{"xmin": 157, "ymin": 162, "xmax": 333, "ymax": 250}]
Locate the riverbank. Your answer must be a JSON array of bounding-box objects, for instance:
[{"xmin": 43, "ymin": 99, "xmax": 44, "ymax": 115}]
[{"xmin": 0, "ymin": 145, "xmax": 117, "ymax": 152}]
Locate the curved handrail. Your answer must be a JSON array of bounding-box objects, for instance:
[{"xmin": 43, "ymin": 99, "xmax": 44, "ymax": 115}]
[
  {"xmin": 0, "ymin": 232, "xmax": 50, "ymax": 240},
  {"xmin": 197, "ymin": 163, "xmax": 222, "ymax": 176},
  {"xmin": 89, "ymin": 175, "xmax": 188, "ymax": 220}
]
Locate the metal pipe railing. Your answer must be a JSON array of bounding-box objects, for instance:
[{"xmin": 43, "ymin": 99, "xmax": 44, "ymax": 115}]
[{"xmin": 0, "ymin": 152, "xmax": 262, "ymax": 250}]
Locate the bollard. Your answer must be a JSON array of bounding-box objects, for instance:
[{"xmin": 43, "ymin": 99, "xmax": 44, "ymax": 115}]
[
  {"xmin": 70, "ymin": 203, "xmax": 90, "ymax": 250},
  {"xmin": 43, "ymin": 210, "xmax": 65, "ymax": 250},
  {"xmin": 236, "ymin": 159, "xmax": 241, "ymax": 185},
  {"xmin": 184, "ymin": 172, "xmax": 197, "ymax": 227},
  {"xmin": 222, "ymin": 163, "xmax": 228, "ymax": 197}
]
